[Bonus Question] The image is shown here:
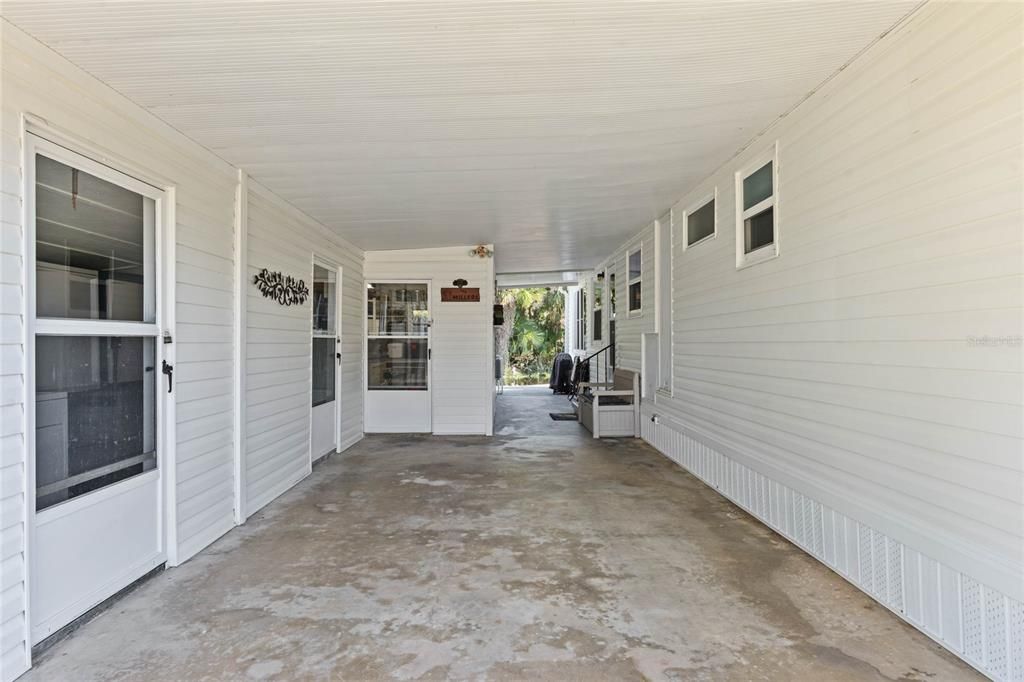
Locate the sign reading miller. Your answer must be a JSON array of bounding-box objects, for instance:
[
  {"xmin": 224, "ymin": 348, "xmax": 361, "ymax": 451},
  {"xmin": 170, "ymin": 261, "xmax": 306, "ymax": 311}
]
[{"xmin": 441, "ymin": 278, "xmax": 480, "ymax": 302}]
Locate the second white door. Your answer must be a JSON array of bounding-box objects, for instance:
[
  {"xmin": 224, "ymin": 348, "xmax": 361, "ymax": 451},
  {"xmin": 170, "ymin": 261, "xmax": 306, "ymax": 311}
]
[{"xmin": 311, "ymin": 261, "xmax": 340, "ymax": 459}]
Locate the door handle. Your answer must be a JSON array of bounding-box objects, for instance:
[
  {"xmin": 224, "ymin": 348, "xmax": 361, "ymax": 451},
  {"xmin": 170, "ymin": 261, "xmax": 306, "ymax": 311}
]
[{"xmin": 162, "ymin": 360, "xmax": 174, "ymax": 393}]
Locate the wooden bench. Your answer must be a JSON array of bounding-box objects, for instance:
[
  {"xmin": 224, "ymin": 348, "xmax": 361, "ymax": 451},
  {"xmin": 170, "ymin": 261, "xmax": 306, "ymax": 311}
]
[{"xmin": 577, "ymin": 368, "xmax": 639, "ymax": 438}]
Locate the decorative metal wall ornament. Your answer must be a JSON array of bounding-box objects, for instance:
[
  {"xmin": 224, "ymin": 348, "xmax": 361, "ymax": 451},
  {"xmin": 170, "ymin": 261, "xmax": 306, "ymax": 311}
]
[
  {"xmin": 469, "ymin": 245, "xmax": 493, "ymax": 258},
  {"xmin": 452, "ymin": 278, "xmax": 469, "ymax": 288},
  {"xmin": 253, "ymin": 268, "xmax": 309, "ymax": 306}
]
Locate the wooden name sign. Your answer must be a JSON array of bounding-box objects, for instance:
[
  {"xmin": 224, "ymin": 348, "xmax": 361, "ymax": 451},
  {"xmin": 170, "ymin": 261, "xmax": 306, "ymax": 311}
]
[{"xmin": 441, "ymin": 287, "xmax": 480, "ymax": 302}]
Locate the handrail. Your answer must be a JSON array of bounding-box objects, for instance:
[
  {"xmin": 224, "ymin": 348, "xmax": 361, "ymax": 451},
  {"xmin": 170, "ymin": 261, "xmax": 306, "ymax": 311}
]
[
  {"xmin": 568, "ymin": 342, "xmax": 615, "ymax": 404},
  {"xmin": 582, "ymin": 343, "xmax": 614, "ymax": 363}
]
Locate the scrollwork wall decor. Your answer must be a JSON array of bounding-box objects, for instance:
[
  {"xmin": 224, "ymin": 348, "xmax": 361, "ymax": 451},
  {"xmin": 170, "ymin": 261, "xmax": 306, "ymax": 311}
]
[{"xmin": 254, "ymin": 268, "xmax": 309, "ymax": 306}]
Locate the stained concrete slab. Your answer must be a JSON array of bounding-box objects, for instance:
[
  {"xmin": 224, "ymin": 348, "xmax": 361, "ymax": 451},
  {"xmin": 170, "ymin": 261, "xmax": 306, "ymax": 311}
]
[{"xmin": 27, "ymin": 387, "xmax": 979, "ymax": 681}]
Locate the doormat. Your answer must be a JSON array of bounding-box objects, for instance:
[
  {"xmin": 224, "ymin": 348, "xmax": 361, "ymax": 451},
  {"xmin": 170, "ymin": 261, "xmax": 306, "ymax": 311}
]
[{"xmin": 549, "ymin": 412, "xmax": 578, "ymax": 421}]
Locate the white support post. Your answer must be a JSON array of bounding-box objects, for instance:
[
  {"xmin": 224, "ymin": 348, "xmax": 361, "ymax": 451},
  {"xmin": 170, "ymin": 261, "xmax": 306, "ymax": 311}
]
[{"xmin": 232, "ymin": 169, "xmax": 248, "ymax": 524}]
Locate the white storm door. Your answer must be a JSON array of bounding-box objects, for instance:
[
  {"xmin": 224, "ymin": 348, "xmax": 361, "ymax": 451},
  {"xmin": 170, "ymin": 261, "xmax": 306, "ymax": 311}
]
[
  {"xmin": 365, "ymin": 281, "xmax": 431, "ymax": 432},
  {"xmin": 28, "ymin": 136, "xmax": 167, "ymax": 644},
  {"xmin": 311, "ymin": 261, "xmax": 340, "ymax": 459}
]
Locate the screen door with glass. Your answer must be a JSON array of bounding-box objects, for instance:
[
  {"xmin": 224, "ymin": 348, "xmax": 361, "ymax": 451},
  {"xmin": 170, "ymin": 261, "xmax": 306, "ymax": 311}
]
[
  {"xmin": 311, "ymin": 261, "xmax": 340, "ymax": 458},
  {"xmin": 29, "ymin": 135, "xmax": 166, "ymax": 644},
  {"xmin": 365, "ymin": 281, "xmax": 431, "ymax": 432}
]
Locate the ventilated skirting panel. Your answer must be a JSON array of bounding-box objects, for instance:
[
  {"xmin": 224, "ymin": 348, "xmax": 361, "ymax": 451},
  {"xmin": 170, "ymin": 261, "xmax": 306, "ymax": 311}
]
[{"xmin": 641, "ymin": 417, "xmax": 1023, "ymax": 682}]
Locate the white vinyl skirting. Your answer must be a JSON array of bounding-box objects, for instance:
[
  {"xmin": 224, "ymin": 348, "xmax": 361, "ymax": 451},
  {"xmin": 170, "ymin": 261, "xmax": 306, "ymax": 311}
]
[{"xmin": 640, "ymin": 412, "xmax": 1023, "ymax": 682}]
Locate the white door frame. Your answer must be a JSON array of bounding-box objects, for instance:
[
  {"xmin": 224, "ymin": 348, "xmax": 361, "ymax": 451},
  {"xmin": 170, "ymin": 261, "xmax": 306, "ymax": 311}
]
[
  {"xmin": 21, "ymin": 129, "xmax": 176, "ymax": 648},
  {"xmin": 363, "ymin": 279, "xmax": 432, "ymax": 433},
  {"xmin": 309, "ymin": 256, "xmax": 343, "ymax": 465}
]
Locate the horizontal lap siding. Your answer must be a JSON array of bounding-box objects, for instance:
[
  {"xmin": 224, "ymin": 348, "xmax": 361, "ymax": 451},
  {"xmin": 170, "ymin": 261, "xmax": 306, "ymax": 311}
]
[
  {"xmin": 607, "ymin": 226, "xmax": 655, "ymax": 373},
  {"xmin": 0, "ymin": 79, "xmax": 26, "ymax": 682},
  {"xmin": 672, "ymin": 0, "xmax": 1023, "ymax": 589},
  {"xmin": 1, "ymin": 21, "xmax": 240, "ymax": 679},
  {"xmin": 244, "ymin": 184, "xmax": 362, "ymax": 517},
  {"xmin": 364, "ymin": 247, "xmax": 494, "ymax": 435},
  {"xmin": 635, "ymin": 2, "xmax": 1021, "ymax": 677},
  {"xmin": 174, "ymin": 189, "xmax": 236, "ymax": 562}
]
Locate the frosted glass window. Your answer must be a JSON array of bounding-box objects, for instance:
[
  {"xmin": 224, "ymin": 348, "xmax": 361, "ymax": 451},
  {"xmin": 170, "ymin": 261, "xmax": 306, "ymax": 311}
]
[{"xmin": 742, "ymin": 161, "xmax": 773, "ymax": 210}]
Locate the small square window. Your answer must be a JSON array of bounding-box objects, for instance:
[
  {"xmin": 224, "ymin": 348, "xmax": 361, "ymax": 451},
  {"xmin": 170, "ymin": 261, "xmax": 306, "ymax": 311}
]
[
  {"xmin": 686, "ymin": 197, "xmax": 716, "ymax": 247},
  {"xmin": 735, "ymin": 147, "xmax": 779, "ymax": 268}
]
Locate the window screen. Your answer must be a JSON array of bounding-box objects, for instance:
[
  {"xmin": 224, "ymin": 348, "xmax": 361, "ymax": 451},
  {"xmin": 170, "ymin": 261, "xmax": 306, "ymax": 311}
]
[{"xmin": 744, "ymin": 208, "xmax": 774, "ymax": 253}]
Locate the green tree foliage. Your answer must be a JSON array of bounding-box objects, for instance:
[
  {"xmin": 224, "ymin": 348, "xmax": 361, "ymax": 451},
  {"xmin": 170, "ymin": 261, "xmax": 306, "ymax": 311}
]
[{"xmin": 495, "ymin": 287, "xmax": 565, "ymax": 385}]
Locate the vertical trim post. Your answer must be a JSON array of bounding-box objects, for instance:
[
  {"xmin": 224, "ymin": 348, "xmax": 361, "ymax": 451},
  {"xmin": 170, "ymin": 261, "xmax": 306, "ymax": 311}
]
[{"xmin": 232, "ymin": 170, "xmax": 248, "ymax": 524}]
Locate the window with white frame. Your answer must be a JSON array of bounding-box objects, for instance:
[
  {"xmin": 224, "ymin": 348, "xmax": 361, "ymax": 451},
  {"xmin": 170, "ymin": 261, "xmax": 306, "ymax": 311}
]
[
  {"xmin": 627, "ymin": 246, "xmax": 642, "ymax": 313},
  {"xmin": 735, "ymin": 145, "xmax": 779, "ymax": 267},
  {"xmin": 592, "ymin": 272, "xmax": 603, "ymax": 343},
  {"xmin": 656, "ymin": 212, "xmax": 672, "ymax": 392},
  {"xmin": 684, "ymin": 192, "xmax": 716, "ymax": 249},
  {"xmin": 575, "ymin": 287, "xmax": 587, "ymax": 348}
]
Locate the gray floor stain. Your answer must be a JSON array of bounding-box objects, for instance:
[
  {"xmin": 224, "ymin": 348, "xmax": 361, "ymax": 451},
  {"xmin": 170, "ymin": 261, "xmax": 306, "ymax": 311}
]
[{"xmin": 27, "ymin": 387, "xmax": 979, "ymax": 681}]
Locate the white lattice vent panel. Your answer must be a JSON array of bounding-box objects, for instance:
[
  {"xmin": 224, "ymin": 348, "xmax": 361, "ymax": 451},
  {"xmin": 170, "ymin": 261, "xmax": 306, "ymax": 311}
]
[
  {"xmin": 964, "ymin": 577, "xmax": 986, "ymax": 665},
  {"xmin": 641, "ymin": 416, "xmax": 1023, "ymax": 681}
]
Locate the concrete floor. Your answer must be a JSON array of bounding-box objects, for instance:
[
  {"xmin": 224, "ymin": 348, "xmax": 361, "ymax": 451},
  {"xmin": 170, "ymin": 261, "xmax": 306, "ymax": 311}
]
[{"xmin": 28, "ymin": 387, "xmax": 979, "ymax": 681}]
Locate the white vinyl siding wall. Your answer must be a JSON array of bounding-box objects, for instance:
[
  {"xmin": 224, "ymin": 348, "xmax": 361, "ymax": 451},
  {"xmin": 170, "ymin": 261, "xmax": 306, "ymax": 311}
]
[
  {"xmin": 243, "ymin": 183, "xmax": 363, "ymax": 517},
  {"xmin": 635, "ymin": 3, "xmax": 1024, "ymax": 679},
  {"xmin": 364, "ymin": 247, "xmax": 494, "ymax": 436},
  {"xmin": 607, "ymin": 226, "xmax": 655, "ymax": 373},
  {"xmin": 1, "ymin": 20, "xmax": 239, "ymax": 679},
  {"xmin": 0, "ymin": 22, "xmax": 371, "ymax": 680}
]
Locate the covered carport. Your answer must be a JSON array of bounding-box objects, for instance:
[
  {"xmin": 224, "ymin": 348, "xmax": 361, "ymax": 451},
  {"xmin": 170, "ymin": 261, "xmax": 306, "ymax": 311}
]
[{"xmin": 0, "ymin": 2, "xmax": 1020, "ymax": 681}]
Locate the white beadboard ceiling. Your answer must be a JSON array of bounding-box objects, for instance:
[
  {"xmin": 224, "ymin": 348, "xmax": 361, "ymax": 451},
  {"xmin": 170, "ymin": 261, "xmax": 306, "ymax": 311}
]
[{"xmin": 2, "ymin": 1, "xmax": 919, "ymax": 272}]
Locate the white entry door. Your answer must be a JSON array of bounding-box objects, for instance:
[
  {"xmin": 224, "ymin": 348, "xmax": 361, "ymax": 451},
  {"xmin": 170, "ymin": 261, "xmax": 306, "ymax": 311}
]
[
  {"xmin": 365, "ymin": 281, "xmax": 431, "ymax": 432},
  {"xmin": 311, "ymin": 261, "xmax": 340, "ymax": 459},
  {"xmin": 28, "ymin": 135, "xmax": 168, "ymax": 643}
]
